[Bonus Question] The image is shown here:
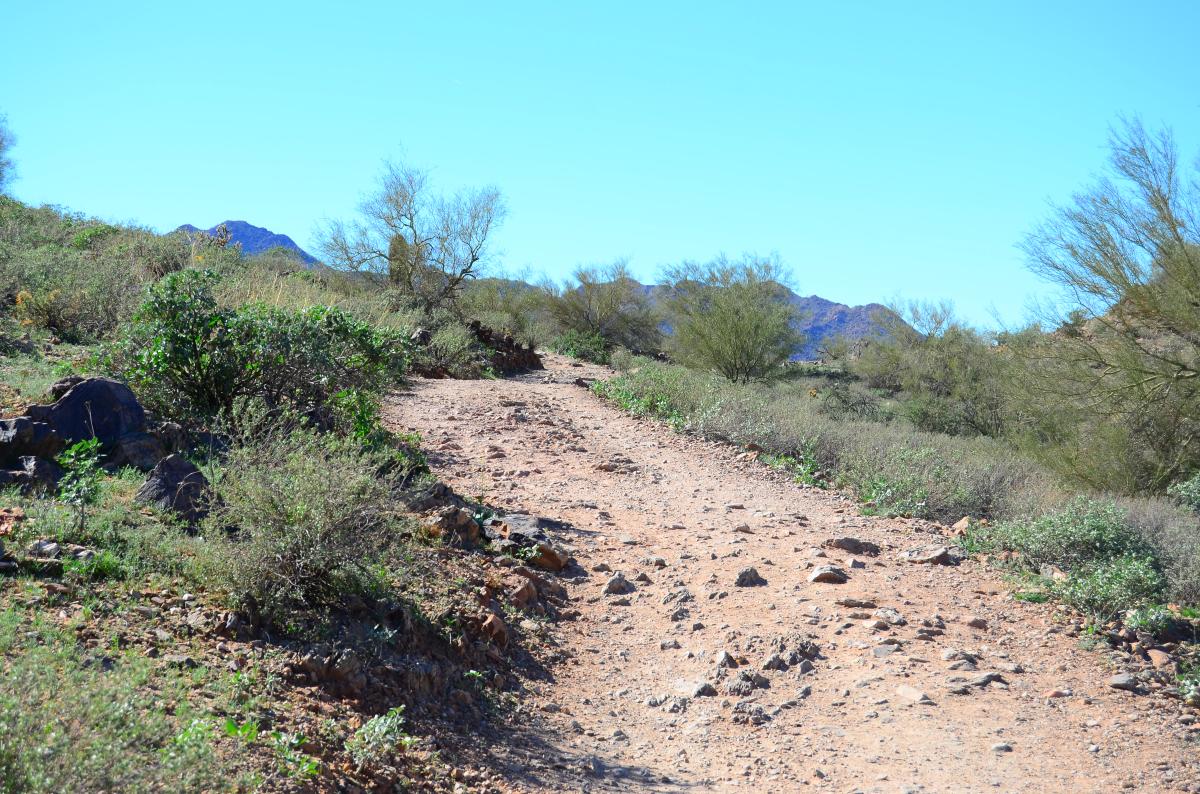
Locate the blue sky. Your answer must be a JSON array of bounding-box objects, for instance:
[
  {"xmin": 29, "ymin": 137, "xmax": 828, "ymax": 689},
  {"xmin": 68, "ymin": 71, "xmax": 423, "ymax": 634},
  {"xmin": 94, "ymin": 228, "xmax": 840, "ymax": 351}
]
[{"xmin": 3, "ymin": 1, "xmax": 1198, "ymax": 326}]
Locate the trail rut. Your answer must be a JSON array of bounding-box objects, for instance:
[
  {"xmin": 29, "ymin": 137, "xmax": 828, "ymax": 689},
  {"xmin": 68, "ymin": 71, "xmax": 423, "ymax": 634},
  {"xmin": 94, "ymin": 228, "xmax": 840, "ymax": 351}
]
[{"xmin": 385, "ymin": 355, "xmax": 1198, "ymax": 793}]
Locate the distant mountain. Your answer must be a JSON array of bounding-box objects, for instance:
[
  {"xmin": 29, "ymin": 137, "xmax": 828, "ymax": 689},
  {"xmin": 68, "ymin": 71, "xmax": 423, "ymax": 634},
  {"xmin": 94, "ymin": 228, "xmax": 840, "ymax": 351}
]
[
  {"xmin": 174, "ymin": 220, "xmax": 317, "ymax": 265},
  {"xmin": 786, "ymin": 294, "xmax": 900, "ymax": 359},
  {"xmin": 638, "ymin": 282, "xmax": 901, "ymax": 360}
]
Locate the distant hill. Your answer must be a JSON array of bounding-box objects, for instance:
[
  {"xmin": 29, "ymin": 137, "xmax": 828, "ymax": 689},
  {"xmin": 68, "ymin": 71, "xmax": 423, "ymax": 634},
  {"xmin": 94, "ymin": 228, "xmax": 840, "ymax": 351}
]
[
  {"xmin": 785, "ymin": 293, "xmax": 900, "ymax": 359},
  {"xmin": 638, "ymin": 282, "xmax": 902, "ymax": 361},
  {"xmin": 174, "ymin": 220, "xmax": 317, "ymax": 265}
]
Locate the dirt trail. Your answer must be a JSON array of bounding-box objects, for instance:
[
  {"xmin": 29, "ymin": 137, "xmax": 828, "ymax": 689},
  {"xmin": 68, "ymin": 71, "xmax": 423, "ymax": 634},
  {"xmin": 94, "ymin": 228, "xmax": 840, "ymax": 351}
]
[{"xmin": 386, "ymin": 355, "xmax": 1198, "ymax": 793}]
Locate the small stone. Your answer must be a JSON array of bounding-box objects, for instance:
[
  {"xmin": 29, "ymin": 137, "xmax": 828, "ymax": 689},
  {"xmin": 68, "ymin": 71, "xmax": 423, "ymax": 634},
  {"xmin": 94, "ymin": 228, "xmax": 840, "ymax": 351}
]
[
  {"xmin": 808, "ymin": 565, "xmax": 848, "ymax": 584},
  {"xmin": 1146, "ymin": 649, "xmax": 1173, "ymax": 669},
  {"xmin": 895, "ymin": 684, "xmax": 933, "ymax": 705},
  {"xmin": 660, "ymin": 639, "xmax": 681, "ymax": 650},
  {"xmin": 603, "ymin": 573, "xmax": 634, "ymax": 595},
  {"xmin": 966, "ymin": 616, "xmax": 988, "ymax": 630},
  {"xmin": 693, "ymin": 682, "xmax": 718, "ymax": 697},
  {"xmin": 735, "ymin": 567, "xmax": 767, "ymax": 587},
  {"xmin": 991, "ymin": 743, "xmax": 1012, "ymax": 753},
  {"xmin": 1108, "ymin": 673, "xmax": 1137, "ymax": 691}
]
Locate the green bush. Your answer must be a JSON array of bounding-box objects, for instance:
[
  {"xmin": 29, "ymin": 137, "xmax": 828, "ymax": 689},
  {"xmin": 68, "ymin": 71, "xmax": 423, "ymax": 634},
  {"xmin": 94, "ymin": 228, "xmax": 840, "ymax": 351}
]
[
  {"xmin": 116, "ymin": 269, "xmax": 409, "ymax": 428},
  {"xmin": 551, "ymin": 329, "xmax": 610, "ymax": 364},
  {"xmin": 987, "ymin": 497, "xmax": 1154, "ymax": 571},
  {"xmin": 200, "ymin": 427, "xmax": 401, "ymax": 621},
  {"xmin": 1053, "ymin": 556, "xmax": 1165, "ymax": 623}
]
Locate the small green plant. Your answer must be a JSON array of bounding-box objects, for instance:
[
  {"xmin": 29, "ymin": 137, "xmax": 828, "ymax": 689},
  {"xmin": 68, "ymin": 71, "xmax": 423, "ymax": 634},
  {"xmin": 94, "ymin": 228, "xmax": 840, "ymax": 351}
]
[
  {"xmin": 62, "ymin": 549, "xmax": 124, "ymax": 581},
  {"xmin": 1177, "ymin": 660, "xmax": 1200, "ymax": 706},
  {"xmin": 57, "ymin": 438, "xmax": 104, "ymax": 532},
  {"xmin": 269, "ymin": 731, "xmax": 319, "ymax": 779},
  {"xmin": 344, "ymin": 706, "xmax": 416, "ymax": 770},
  {"xmin": 1013, "ymin": 590, "xmax": 1051, "ymax": 603},
  {"xmin": 762, "ymin": 450, "xmax": 828, "ymax": 488},
  {"xmin": 223, "ymin": 718, "xmax": 260, "ymax": 745}
]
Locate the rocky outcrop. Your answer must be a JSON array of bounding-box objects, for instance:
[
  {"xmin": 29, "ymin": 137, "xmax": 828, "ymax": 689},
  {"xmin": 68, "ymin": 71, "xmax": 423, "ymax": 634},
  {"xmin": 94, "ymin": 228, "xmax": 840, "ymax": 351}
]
[{"xmin": 466, "ymin": 320, "xmax": 543, "ymax": 374}]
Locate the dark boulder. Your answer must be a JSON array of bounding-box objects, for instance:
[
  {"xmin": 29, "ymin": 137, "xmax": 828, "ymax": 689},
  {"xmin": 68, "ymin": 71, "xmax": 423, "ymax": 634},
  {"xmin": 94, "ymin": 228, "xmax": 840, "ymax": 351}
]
[
  {"xmin": 0, "ymin": 417, "xmax": 64, "ymax": 466},
  {"xmin": 0, "ymin": 456, "xmax": 63, "ymax": 495},
  {"xmin": 25, "ymin": 378, "xmax": 165, "ymax": 470},
  {"xmin": 135, "ymin": 454, "xmax": 210, "ymax": 526},
  {"xmin": 25, "ymin": 378, "xmax": 146, "ymax": 446}
]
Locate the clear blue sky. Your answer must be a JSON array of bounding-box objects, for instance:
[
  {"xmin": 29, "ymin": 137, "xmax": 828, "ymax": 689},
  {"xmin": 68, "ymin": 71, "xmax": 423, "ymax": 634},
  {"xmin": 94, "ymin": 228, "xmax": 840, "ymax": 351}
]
[{"xmin": 4, "ymin": 1, "xmax": 1198, "ymax": 326}]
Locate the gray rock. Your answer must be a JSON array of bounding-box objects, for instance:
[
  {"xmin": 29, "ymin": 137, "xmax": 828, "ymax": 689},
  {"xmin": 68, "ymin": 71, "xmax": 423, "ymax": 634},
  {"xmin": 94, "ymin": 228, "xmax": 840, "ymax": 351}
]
[
  {"xmin": 899, "ymin": 545, "xmax": 953, "ymax": 565},
  {"xmin": 603, "ymin": 572, "xmax": 634, "ymax": 595},
  {"xmin": 1108, "ymin": 673, "xmax": 1138, "ymax": 691},
  {"xmin": 735, "ymin": 566, "xmax": 767, "ymax": 587},
  {"xmin": 808, "ymin": 565, "xmax": 848, "ymax": 584},
  {"xmin": 135, "ymin": 454, "xmax": 210, "ymax": 527},
  {"xmin": 823, "ymin": 537, "xmax": 881, "ymax": 556}
]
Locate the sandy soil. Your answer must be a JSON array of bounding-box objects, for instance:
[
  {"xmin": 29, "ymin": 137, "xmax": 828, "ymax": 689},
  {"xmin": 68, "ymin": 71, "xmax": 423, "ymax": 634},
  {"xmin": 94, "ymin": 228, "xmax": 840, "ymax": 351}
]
[{"xmin": 385, "ymin": 354, "xmax": 1199, "ymax": 793}]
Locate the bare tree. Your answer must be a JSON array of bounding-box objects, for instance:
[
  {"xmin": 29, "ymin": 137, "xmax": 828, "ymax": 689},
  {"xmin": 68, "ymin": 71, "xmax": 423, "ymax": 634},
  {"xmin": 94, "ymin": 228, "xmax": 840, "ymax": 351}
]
[
  {"xmin": 0, "ymin": 114, "xmax": 15, "ymax": 193},
  {"xmin": 321, "ymin": 161, "xmax": 505, "ymax": 312}
]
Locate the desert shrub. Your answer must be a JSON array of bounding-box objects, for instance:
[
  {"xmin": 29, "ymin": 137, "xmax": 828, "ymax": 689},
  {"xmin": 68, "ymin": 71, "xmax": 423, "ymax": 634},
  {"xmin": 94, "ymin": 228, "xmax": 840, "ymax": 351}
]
[
  {"xmin": 1053, "ymin": 556, "xmax": 1165, "ymax": 623},
  {"xmin": 545, "ymin": 261, "xmax": 661, "ymax": 353},
  {"xmin": 116, "ymin": 269, "xmax": 408, "ymax": 428},
  {"xmin": 200, "ymin": 427, "xmax": 400, "ymax": 620},
  {"xmin": 986, "ymin": 497, "xmax": 1155, "ymax": 571},
  {"xmin": 551, "ymin": 329, "xmax": 610, "ymax": 364},
  {"xmin": 1117, "ymin": 495, "xmax": 1200, "ymax": 604},
  {"xmin": 1124, "ymin": 604, "xmax": 1172, "ymax": 636}
]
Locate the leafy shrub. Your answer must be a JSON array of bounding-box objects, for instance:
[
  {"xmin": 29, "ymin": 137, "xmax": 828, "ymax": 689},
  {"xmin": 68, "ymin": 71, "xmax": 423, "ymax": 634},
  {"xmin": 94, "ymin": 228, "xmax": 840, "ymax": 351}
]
[
  {"xmin": 987, "ymin": 497, "xmax": 1154, "ymax": 571},
  {"xmin": 551, "ymin": 329, "xmax": 610, "ymax": 364},
  {"xmin": 116, "ymin": 270, "xmax": 409, "ymax": 428},
  {"xmin": 1053, "ymin": 556, "xmax": 1165, "ymax": 623},
  {"xmin": 413, "ymin": 322, "xmax": 487, "ymax": 378},
  {"xmin": 201, "ymin": 427, "xmax": 400, "ymax": 620}
]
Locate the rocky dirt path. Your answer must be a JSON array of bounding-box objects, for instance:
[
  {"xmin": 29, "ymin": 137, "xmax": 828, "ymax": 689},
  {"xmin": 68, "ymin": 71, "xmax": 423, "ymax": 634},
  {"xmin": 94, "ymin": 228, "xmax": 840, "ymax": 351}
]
[{"xmin": 385, "ymin": 355, "xmax": 1199, "ymax": 793}]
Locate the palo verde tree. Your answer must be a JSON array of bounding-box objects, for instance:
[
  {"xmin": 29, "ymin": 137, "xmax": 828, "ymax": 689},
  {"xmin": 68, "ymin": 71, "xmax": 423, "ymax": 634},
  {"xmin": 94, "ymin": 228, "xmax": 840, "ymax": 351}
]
[
  {"xmin": 321, "ymin": 161, "xmax": 506, "ymax": 313},
  {"xmin": 661, "ymin": 253, "xmax": 803, "ymax": 383},
  {"xmin": 1019, "ymin": 118, "xmax": 1200, "ymax": 490},
  {"xmin": 545, "ymin": 259, "xmax": 661, "ymax": 353}
]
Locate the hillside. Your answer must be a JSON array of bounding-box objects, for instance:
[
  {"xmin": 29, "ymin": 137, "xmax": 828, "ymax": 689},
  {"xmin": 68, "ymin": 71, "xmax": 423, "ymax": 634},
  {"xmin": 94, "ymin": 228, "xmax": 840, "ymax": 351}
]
[{"xmin": 175, "ymin": 220, "xmax": 318, "ymax": 264}]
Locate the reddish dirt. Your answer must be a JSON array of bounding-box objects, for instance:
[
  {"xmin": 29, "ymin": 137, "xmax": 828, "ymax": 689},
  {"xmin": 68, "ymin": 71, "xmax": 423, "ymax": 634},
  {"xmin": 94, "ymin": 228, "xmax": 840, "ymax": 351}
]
[{"xmin": 386, "ymin": 354, "xmax": 1200, "ymax": 793}]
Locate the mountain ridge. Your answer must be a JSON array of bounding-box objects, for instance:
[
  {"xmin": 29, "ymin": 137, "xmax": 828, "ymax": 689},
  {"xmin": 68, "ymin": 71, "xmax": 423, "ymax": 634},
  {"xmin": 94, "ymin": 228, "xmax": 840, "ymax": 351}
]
[{"xmin": 174, "ymin": 220, "xmax": 317, "ymax": 264}]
